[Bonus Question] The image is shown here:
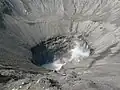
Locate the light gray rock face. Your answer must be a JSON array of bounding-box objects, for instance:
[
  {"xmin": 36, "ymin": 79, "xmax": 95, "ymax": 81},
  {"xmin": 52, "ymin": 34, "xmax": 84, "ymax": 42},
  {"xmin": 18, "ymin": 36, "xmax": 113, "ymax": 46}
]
[{"xmin": 1, "ymin": 0, "xmax": 120, "ymax": 90}]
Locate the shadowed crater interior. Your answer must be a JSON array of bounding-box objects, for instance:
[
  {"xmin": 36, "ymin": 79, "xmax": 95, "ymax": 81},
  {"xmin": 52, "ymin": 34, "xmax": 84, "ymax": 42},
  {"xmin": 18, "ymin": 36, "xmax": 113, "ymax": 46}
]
[
  {"xmin": 31, "ymin": 43, "xmax": 54, "ymax": 66},
  {"xmin": 30, "ymin": 35, "xmax": 70, "ymax": 67}
]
